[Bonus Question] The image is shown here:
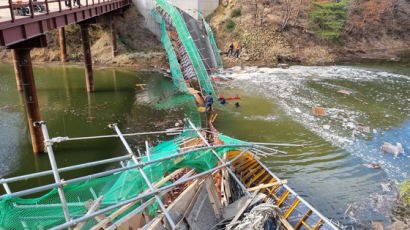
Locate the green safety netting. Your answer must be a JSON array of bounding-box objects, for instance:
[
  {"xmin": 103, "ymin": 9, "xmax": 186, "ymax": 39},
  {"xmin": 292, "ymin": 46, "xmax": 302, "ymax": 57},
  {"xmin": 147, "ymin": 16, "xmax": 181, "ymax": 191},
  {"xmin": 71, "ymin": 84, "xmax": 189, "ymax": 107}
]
[
  {"xmin": 0, "ymin": 130, "xmax": 248, "ymax": 229},
  {"xmin": 200, "ymin": 12, "xmax": 223, "ymax": 68},
  {"xmin": 152, "ymin": 9, "xmax": 188, "ymax": 93},
  {"xmin": 155, "ymin": 0, "xmax": 215, "ymax": 96}
]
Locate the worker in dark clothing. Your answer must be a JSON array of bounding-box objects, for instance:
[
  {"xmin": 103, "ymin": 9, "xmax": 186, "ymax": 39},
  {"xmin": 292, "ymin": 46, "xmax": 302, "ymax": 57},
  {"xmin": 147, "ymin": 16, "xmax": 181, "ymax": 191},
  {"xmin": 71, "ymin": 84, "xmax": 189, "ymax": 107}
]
[
  {"xmin": 227, "ymin": 42, "xmax": 234, "ymax": 56},
  {"xmin": 205, "ymin": 92, "xmax": 214, "ymax": 112},
  {"xmin": 235, "ymin": 102, "xmax": 240, "ymax": 108},
  {"xmin": 218, "ymin": 94, "xmax": 226, "ymax": 104}
]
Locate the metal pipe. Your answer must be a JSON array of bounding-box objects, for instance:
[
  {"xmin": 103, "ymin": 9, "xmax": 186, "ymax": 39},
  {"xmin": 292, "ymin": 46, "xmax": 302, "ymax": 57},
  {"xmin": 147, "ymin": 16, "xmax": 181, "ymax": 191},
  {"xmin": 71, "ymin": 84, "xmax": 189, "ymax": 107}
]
[
  {"xmin": 0, "ymin": 155, "xmax": 130, "ymax": 184},
  {"xmin": 145, "ymin": 140, "xmax": 151, "ymax": 161},
  {"xmin": 113, "ymin": 124, "xmax": 176, "ymax": 229},
  {"xmin": 50, "ymin": 155, "xmax": 242, "ymax": 230},
  {"xmin": 250, "ymin": 142, "xmax": 303, "ymax": 147},
  {"xmin": 39, "ymin": 122, "xmax": 71, "ymax": 225},
  {"xmin": 250, "ymin": 156, "xmax": 339, "ymax": 230},
  {"xmin": 0, "ymin": 144, "xmax": 253, "ymax": 199},
  {"xmin": 254, "ymin": 145, "xmax": 287, "ymax": 154},
  {"xmin": 187, "ymin": 119, "xmax": 252, "ymax": 197},
  {"xmin": 49, "ymin": 128, "xmax": 188, "ymax": 143},
  {"xmin": 104, "ymin": 169, "xmax": 195, "ymax": 230},
  {"xmin": 2, "ymin": 183, "xmax": 11, "ymax": 194}
]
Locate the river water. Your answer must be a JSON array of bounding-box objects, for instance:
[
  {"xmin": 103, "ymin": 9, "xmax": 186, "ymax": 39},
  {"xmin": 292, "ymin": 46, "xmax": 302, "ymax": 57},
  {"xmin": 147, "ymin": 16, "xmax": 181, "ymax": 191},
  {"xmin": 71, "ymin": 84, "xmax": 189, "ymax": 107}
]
[{"xmin": 0, "ymin": 61, "xmax": 409, "ymax": 228}]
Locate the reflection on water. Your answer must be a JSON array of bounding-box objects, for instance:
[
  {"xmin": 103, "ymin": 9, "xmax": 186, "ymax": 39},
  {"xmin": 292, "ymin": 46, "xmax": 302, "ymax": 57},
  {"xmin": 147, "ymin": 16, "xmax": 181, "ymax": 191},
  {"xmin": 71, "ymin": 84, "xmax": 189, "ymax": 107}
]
[
  {"xmin": 0, "ymin": 63, "xmax": 186, "ymax": 194},
  {"xmin": 213, "ymin": 65, "xmax": 409, "ymax": 227}
]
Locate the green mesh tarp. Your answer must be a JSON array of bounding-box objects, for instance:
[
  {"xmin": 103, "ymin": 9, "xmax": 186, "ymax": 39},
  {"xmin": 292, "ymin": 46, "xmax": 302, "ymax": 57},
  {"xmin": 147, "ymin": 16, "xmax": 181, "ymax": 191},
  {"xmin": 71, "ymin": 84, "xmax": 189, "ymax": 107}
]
[
  {"xmin": 0, "ymin": 130, "xmax": 247, "ymax": 229},
  {"xmin": 201, "ymin": 12, "xmax": 223, "ymax": 68},
  {"xmin": 155, "ymin": 0, "xmax": 215, "ymax": 96},
  {"xmin": 152, "ymin": 10, "xmax": 188, "ymax": 93}
]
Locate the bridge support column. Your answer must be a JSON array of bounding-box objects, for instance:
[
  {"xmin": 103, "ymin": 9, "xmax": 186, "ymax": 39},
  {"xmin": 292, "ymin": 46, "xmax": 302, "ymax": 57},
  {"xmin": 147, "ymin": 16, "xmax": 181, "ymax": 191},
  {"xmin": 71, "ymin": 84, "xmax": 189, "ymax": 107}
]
[
  {"xmin": 58, "ymin": 27, "xmax": 67, "ymax": 62},
  {"xmin": 110, "ymin": 14, "xmax": 118, "ymax": 57},
  {"xmin": 80, "ymin": 23, "xmax": 94, "ymax": 92},
  {"xmin": 11, "ymin": 50, "xmax": 23, "ymax": 91},
  {"xmin": 13, "ymin": 48, "xmax": 45, "ymax": 153}
]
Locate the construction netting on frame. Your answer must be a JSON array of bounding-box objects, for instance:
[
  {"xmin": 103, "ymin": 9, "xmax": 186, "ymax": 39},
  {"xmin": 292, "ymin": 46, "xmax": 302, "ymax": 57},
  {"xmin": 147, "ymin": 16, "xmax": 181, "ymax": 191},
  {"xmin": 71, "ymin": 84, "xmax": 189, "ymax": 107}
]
[
  {"xmin": 155, "ymin": 0, "xmax": 215, "ymax": 96},
  {"xmin": 0, "ymin": 130, "xmax": 248, "ymax": 229}
]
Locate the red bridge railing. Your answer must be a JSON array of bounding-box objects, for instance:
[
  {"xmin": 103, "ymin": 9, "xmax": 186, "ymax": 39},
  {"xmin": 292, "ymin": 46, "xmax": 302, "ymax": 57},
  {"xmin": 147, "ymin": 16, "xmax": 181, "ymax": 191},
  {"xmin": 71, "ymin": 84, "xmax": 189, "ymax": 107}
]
[{"xmin": 0, "ymin": 0, "xmax": 129, "ymax": 23}]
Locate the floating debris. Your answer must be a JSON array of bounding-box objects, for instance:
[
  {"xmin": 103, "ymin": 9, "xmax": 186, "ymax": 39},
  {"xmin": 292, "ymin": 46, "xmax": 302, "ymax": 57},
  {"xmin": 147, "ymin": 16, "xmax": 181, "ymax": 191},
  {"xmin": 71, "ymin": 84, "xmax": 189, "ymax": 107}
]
[
  {"xmin": 136, "ymin": 84, "xmax": 146, "ymax": 89},
  {"xmin": 363, "ymin": 163, "xmax": 381, "ymax": 169},
  {"xmin": 323, "ymin": 125, "xmax": 330, "ymax": 130},
  {"xmin": 358, "ymin": 125, "xmax": 370, "ymax": 133},
  {"xmin": 294, "ymin": 108, "xmax": 301, "ymax": 113},
  {"xmin": 381, "ymin": 142, "xmax": 404, "ymax": 157},
  {"xmin": 312, "ymin": 107, "xmax": 326, "ymax": 115},
  {"xmin": 337, "ymin": 89, "xmax": 351, "ymax": 95}
]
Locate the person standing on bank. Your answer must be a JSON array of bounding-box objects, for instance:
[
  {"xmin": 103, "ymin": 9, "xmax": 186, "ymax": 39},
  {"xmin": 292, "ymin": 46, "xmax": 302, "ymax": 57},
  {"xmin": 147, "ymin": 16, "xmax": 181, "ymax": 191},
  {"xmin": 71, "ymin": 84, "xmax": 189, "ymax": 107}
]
[
  {"xmin": 205, "ymin": 92, "xmax": 214, "ymax": 112},
  {"xmin": 234, "ymin": 43, "xmax": 241, "ymax": 58},
  {"xmin": 227, "ymin": 42, "xmax": 234, "ymax": 56}
]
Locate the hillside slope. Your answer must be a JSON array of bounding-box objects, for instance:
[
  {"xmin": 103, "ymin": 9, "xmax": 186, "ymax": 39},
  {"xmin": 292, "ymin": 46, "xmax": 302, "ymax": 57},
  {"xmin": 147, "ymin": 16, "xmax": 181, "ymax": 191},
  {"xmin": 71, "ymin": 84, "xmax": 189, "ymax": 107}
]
[
  {"xmin": 0, "ymin": 6, "xmax": 166, "ymax": 69},
  {"xmin": 210, "ymin": 0, "xmax": 410, "ymax": 66}
]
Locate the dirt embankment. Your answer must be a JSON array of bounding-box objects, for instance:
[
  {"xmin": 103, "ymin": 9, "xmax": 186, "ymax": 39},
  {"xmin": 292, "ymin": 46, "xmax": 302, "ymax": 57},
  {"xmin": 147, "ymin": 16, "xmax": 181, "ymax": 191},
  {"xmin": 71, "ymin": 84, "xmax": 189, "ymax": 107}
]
[
  {"xmin": 0, "ymin": 5, "xmax": 167, "ymax": 70},
  {"xmin": 210, "ymin": 0, "xmax": 410, "ymax": 67}
]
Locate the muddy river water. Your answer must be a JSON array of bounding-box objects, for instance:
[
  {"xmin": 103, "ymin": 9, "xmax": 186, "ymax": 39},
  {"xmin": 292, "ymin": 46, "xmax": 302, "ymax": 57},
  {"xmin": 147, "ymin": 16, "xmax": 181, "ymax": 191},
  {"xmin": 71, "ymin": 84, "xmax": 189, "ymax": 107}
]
[{"xmin": 0, "ymin": 61, "xmax": 409, "ymax": 228}]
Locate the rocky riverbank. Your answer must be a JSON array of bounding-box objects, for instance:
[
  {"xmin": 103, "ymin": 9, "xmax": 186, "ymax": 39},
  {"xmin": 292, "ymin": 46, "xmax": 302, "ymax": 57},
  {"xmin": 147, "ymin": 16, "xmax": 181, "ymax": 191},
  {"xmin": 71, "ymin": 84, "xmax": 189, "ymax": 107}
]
[{"xmin": 210, "ymin": 0, "xmax": 410, "ymax": 67}]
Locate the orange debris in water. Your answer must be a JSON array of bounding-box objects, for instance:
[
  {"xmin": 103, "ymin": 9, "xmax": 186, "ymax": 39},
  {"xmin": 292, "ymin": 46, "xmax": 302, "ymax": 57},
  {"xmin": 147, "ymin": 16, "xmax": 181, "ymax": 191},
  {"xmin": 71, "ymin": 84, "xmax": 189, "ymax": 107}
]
[{"xmin": 312, "ymin": 107, "xmax": 326, "ymax": 115}]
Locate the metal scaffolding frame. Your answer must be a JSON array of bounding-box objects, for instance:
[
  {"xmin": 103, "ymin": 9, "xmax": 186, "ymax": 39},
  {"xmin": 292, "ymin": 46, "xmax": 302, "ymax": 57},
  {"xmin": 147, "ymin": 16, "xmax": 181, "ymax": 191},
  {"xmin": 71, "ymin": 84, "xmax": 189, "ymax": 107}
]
[{"xmin": 0, "ymin": 121, "xmax": 255, "ymax": 230}]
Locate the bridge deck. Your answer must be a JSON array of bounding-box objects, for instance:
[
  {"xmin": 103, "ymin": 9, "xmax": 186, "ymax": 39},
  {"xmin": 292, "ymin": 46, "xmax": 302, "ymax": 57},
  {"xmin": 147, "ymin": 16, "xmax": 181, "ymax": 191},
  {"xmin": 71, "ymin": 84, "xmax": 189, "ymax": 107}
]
[{"xmin": 0, "ymin": 0, "xmax": 130, "ymax": 47}]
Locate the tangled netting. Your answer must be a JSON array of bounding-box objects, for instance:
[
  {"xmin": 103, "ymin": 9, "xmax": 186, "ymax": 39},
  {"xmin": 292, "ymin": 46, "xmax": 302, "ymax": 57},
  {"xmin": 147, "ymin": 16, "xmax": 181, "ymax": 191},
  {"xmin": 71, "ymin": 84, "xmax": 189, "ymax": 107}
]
[{"xmin": 232, "ymin": 199, "xmax": 283, "ymax": 230}]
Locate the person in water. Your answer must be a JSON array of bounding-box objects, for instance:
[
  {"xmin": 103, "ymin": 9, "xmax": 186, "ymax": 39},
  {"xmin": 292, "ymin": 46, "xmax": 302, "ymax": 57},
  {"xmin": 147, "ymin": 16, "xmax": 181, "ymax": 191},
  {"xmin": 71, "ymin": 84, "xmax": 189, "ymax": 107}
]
[
  {"xmin": 205, "ymin": 92, "xmax": 214, "ymax": 112},
  {"xmin": 218, "ymin": 94, "xmax": 226, "ymax": 104},
  {"xmin": 235, "ymin": 102, "xmax": 240, "ymax": 108}
]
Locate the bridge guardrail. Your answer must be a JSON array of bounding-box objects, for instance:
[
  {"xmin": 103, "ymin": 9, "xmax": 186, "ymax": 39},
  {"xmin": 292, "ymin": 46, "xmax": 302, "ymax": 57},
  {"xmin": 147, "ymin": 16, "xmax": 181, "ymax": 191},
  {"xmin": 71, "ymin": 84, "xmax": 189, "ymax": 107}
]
[{"xmin": 0, "ymin": 0, "xmax": 124, "ymax": 23}]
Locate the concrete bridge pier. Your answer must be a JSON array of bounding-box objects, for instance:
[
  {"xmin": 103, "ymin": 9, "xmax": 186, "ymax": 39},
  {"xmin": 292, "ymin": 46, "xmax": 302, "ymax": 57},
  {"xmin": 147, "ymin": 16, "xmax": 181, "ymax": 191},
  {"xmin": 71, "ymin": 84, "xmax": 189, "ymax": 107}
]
[
  {"xmin": 79, "ymin": 23, "xmax": 94, "ymax": 93},
  {"xmin": 8, "ymin": 35, "xmax": 48, "ymax": 153},
  {"xmin": 58, "ymin": 27, "xmax": 67, "ymax": 62}
]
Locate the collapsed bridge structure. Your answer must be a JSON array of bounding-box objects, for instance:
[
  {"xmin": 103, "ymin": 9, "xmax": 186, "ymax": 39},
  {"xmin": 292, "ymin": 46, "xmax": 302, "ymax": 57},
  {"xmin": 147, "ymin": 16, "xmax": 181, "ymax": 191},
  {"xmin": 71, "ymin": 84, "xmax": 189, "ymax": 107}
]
[{"xmin": 0, "ymin": 1, "xmax": 340, "ymax": 229}]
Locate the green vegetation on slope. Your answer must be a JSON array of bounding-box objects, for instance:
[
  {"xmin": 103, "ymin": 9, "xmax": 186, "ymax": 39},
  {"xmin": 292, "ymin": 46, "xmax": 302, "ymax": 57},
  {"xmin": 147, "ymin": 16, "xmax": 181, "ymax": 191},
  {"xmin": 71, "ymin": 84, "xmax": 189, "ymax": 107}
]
[{"xmin": 308, "ymin": 0, "xmax": 349, "ymax": 44}]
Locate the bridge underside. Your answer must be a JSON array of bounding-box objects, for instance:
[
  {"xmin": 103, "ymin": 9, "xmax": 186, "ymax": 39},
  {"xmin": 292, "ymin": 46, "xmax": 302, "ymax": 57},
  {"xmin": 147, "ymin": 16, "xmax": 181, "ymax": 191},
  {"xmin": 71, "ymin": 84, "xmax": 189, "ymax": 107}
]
[{"xmin": 0, "ymin": 0, "xmax": 130, "ymax": 47}]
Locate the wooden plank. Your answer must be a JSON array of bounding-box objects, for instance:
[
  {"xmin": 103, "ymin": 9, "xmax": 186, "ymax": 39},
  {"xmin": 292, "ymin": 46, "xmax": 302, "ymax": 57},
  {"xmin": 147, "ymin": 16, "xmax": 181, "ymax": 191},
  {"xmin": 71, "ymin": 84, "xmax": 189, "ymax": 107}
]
[
  {"xmin": 313, "ymin": 219, "xmax": 324, "ymax": 230},
  {"xmin": 248, "ymin": 180, "xmax": 287, "ymax": 192},
  {"xmin": 91, "ymin": 168, "xmax": 186, "ymax": 230},
  {"xmin": 246, "ymin": 168, "xmax": 267, "ymax": 187},
  {"xmin": 74, "ymin": 195, "xmax": 104, "ymax": 230},
  {"xmin": 284, "ymin": 199, "xmax": 300, "ymax": 218},
  {"xmin": 148, "ymin": 180, "xmax": 201, "ymax": 230},
  {"xmin": 276, "ymin": 190, "xmax": 290, "ymax": 206},
  {"xmin": 226, "ymin": 190, "xmax": 260, "ymax": 230},
  {"xmin": 205, "ymin": 176, "xmax": 222, "ymax": 219},
  {"xmin": 294, "ymin": 210, "xmax": 312, "ymax": 230},
  {"xmin": 242, "ymin": 165, "xmax": 262, "ymax": 182}
]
